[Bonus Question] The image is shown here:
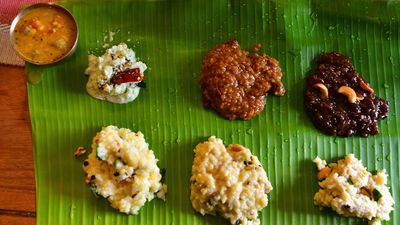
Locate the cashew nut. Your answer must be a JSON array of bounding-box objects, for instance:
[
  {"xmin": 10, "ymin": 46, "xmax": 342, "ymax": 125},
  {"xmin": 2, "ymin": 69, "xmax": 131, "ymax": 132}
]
[
  {"xmin": 338, "ymin": 86, "xmax": 363, "ymax": 103},
  {"xmin": 84, "ymin": 174, "xmax": 91, "ymax": 184},
  {"xmin": 229, "ymin": 144, "xmax": 244, "ymax": 152},
  {"xmin": 360, "ymin": 80, "xmax": 374, "ymax": 94},
  {"xmin": 313, "ymin": 83, "xmax": 329, "ymax": 98},
  {"xmin": 74, "ymin": 146, "xmax": 86, "ymax": 157}
]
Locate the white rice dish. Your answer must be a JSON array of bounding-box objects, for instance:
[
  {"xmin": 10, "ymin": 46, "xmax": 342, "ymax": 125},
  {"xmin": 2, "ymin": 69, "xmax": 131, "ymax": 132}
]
[
  {"xmin": 83, "ymin": 125, "xmax": 167, "ymax": 214},
  {"xmin": 313, "ymin": 154, "xmax": 394, "ymax": 225},
  {"xmin": 85, "ymin": 43, "xmax": 147, "ymax": 104},
  {"xmin": 190, "ymin": 136, "xmax": 272, "ymax": 225}
]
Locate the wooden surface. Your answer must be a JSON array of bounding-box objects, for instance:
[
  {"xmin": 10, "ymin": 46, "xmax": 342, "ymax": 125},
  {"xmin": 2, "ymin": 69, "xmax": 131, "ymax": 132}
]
[{"xmin": 0, "ymin": 65, "xmax": 35, "ymax": 225}]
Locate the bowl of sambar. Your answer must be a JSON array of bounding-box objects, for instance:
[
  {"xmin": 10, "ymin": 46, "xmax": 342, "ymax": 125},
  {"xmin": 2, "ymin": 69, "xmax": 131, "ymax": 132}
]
[{"xmin": 10, "ymin": 3, "xmax": 78, "ymax": 65}]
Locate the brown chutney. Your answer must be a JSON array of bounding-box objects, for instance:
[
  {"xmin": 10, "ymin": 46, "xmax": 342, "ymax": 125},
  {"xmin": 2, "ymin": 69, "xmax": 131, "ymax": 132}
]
[{"xmin": 199, "ymin": 40, "xmax": 285, "ymax": 120}]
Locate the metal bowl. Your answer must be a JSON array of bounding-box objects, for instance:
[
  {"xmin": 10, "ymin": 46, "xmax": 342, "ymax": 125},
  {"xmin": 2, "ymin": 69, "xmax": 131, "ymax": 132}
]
[{"xmin": 9, "ymin": 3, "xmax": 79, "ymax": 65}]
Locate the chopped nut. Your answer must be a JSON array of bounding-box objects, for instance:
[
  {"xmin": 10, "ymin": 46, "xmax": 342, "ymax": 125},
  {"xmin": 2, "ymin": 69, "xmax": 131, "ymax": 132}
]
[
  {"xmin": 229, "ymin": 144, "xmax": 244, "ymax": 152},
  {"xmin": 74, "ymin": 147, "xmax": 86, "ymax": 157},
  {"xmin": 374, "ymin": 174, "xmax": 385, "ymax": 186},
  {"xmin": 360, "ymin": 80, "xmax": 374, "ymax": 94},
  {"xmin": 360, "ymin": 187, "xmax": 372, "ymax": 200},
  {"xmin": 338, "ymin": 86, "xmax": 363, "ymax": 103},
  {"xmin": 317, "ymin": 167, "xmax": 331, "ymax": 180},
  {"xmin": 313, "ymin": 83, "xmax": 329, "ymax": 98},
  {"xmin": 253, "ymin": 43, "xmax": 262, "ymax": 52},
  {"xmin": 84, "ymin": 174, "xmax": 91, "ymax": 184}
]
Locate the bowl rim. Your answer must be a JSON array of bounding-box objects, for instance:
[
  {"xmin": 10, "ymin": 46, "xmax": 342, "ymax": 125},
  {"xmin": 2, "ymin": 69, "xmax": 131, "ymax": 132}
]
[{"xmin": 9, "ymin": 2, "xmax": 79, "ymax": 66}]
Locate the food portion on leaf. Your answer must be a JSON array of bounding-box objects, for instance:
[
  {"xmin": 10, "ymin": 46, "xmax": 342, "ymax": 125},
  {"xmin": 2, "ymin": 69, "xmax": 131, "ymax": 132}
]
[
  {"xmin": 313, "ymin": 154, "xmax": 394, "ymax": 225},
  {"xmin": 199, "ymin": 40, "xmax": 285, "ymax": 120},
  {"xmin": 190, "ymin": 136, "xmax": 272, "ymax": 225},
  {"xmin": 83, "ymin": 125, "xmax": 167, "ymax": 214},
  {"xmin": 85, "ymin": 43, "xmax": 147, "ymax": 104},
  {"xmin": 305, "ymin": 52, "xmax": 389, "ymax": 137}
]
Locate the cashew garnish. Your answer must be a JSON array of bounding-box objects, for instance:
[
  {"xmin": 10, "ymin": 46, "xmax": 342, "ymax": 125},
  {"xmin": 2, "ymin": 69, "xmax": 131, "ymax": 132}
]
[
  {"xmin": 74, "ymin": 146, "xmax": 86, "ymax": 157},
  {"xmin": 84, "ymin": 174, "xmax": 91, "ymax": 184},
  {"xmin": 313, "ymin": 83, "xmax": 329, "ymax": 98},
  {"xmin": 338, "ymin": 86, "xmax": 363, "ymax": 103},
  {"xmin": 360, "ymin": 80, "xmax": 374, "ymax": 94}
]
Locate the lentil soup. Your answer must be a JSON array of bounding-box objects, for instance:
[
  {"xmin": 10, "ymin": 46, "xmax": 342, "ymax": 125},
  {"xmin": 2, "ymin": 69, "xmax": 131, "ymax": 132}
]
[{"xmin": 12, "ymin": 5, "xmax": 77, "ymax": 64}]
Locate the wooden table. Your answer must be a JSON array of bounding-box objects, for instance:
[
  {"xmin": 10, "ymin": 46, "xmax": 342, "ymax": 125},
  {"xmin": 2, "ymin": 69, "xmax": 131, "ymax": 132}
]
[{"xmin": 0, "ymin": 65, "xmax": 35, "ymax": 225}]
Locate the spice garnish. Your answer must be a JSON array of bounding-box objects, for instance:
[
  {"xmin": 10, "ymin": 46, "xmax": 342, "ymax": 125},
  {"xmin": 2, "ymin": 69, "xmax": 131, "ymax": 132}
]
[{"xmin": 110, "ymin": 68, "xmax": 145, "ymax": 85}]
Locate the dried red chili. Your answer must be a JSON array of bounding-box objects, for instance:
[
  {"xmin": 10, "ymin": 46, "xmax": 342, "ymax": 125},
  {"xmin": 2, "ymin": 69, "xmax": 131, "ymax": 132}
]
[{"xmin": 110, "ymin": 68, "xmax": 145, "ymax": 85}]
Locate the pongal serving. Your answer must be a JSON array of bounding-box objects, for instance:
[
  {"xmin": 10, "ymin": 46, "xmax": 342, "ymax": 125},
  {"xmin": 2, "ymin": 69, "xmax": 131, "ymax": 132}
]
[
  {"xmin": 190, "ymin": 136, "xmax": 272, "ymax": 225},
  {"xmin": 83, "ymin": 125, "xmax": 167, "ymax": 214}
]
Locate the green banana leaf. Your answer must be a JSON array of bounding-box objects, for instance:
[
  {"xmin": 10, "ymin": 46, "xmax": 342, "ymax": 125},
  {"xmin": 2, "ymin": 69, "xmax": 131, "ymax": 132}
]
[
  {"xmin": 313, "ymin": 0, "xmax": 400, "ymax": 24},
  {"xmin": 26, "ymin": 0, "xmax": 399, "ymax": 225}
]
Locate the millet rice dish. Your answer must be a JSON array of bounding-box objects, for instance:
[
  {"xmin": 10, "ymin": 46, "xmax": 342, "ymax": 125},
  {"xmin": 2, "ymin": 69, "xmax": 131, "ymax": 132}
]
[
  {"xmin": 85, "ymin": 43, "xmax": 147, "ymax": 104},
  {"xmin": 313, "ymin": 154, "xmax": 394, "ymax": 225},
  {"xmin": 83, "ymin": 125, "xmax": 167, "ymax": 214},
  {"xmin": 190, "ymin": 136, "xmax": 272, "ymax": 225}
]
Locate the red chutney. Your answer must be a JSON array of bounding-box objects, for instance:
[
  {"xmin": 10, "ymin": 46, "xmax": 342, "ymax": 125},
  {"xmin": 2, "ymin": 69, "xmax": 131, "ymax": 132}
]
[{"xmin": 13, "ymin": 5, "xmax": 77, "ymax": 64}]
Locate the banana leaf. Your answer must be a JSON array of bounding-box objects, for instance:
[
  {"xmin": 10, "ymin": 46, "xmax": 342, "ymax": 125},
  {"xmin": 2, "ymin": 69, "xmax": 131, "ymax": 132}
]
[{"xmin": 26, "ymin": 0, "xmax": 399, "ymax": 224}]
